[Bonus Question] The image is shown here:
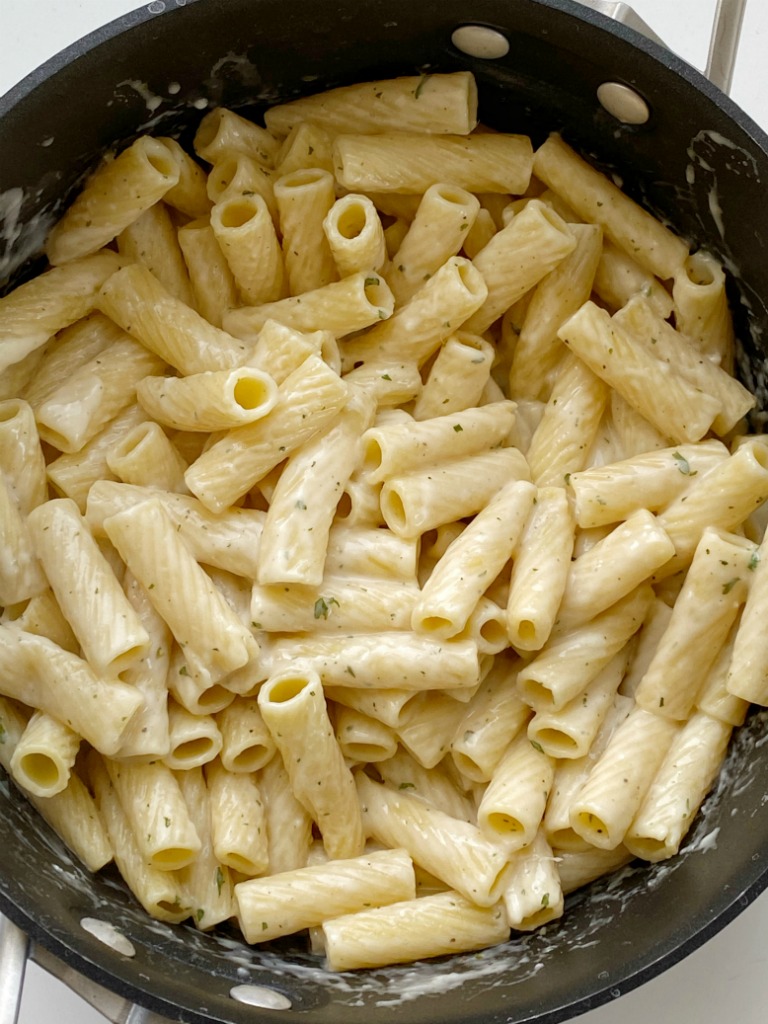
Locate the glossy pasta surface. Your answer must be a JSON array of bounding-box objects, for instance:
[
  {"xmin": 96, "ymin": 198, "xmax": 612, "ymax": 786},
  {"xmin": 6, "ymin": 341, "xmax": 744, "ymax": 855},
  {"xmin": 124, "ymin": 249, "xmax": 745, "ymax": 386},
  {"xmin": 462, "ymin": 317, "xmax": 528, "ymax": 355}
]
[{"xmin": 0, "ymin": 70, "xmax": 765, "ymax": 970}]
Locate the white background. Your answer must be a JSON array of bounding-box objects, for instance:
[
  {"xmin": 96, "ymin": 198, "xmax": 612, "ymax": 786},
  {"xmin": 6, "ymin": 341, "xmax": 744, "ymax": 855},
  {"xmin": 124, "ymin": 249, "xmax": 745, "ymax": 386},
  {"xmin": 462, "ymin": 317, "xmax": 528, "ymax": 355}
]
[{"xmin": 1, "ymin": 1, "xmax": 768, "ymax": 1022}]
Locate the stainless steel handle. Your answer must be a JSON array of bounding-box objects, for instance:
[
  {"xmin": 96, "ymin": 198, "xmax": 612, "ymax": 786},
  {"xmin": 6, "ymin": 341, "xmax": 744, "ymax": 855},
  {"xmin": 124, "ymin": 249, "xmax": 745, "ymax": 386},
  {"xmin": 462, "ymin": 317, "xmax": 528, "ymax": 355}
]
[
  {"xmin": 579, "ymin": 0, "xmax": 748, "ymax": 96},
  {"xmin": 706, "ymin": 0, "xmax": 748, "ymax": 94},
  {"xmin": 0, "ymin": 915, "xmax": 29, "ymax": 1024}
]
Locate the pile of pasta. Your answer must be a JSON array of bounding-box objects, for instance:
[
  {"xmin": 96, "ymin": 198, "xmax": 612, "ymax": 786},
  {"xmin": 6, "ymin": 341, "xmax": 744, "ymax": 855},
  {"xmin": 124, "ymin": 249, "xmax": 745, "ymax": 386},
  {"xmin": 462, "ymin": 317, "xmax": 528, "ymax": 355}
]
[{"xmin": 1, "ymin": 70, "xmax": 767, "ymax": 971}]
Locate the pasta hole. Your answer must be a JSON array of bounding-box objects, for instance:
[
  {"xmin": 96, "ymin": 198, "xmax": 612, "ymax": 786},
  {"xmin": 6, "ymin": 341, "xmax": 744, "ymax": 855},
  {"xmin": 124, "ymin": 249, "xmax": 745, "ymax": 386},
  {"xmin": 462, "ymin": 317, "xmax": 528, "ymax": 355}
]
[
  {"xmin": 381, "ymin": 488, "xmax": 406, "ymax": 532},
  {"xmin": 576, "ymin": 811, "xmax": 610, "ymax": 840},
  {"xmin": 435, "ymin": 184, "xmax": 471, "ymax": 207},
  {"xmin": 234, "ymin": 376, "xmax": 270, "ymax": 410},
  {"xmin": 231, "ymin": 746, "xmax": 272, "ymax": 772},
  {"xmin": 152, "ymin": 847, "xmax": 195, "ymax": 870},
  {"xmin": 516, "ymin": 619, "xmax": 537, "ymax": 645},
  {"xmin": 335, "ymin": 491, "xmax": 352, "ymax": 520},
  {"xmin": 194, "ymin": 110, "xmax": 225, "ymax": 153},
  {"xmin": 196, "ymin": 685, "xmax": 232, "ymax": 711},
  {"xmin": 531, "ymin": 729, "xmax": 579, "ymax": 758},
  {"xmin": 487, "ymin": 811, "xmax": 524, "ymax": 834},
  {"xmin": 18, "ymin": 753, "xmax": 60, "ymax": 790},
  {"xmin": 223, "ymin": 853, "xmax": 261, "ymax": 875},
  {"xmin": 219, "ymin": 199, "xmax": 258, "ymax": 228},
  {"xmin": 518, "ymin": 678, "xmax": 554, "ymax": 709},
  {"xmin": 146, "ymin": 148, "xmax": 177, "ymax": 179},
  {"xmin": 363, "ymin": 277, "xmax": 393, "ymax": 314},
  {"xmin": 627, "ymin": 836, "xmax": 668, "ymax": 860},
  {"xmin": 750, "ymin": 442, "xmax": 768, "ymax": 470},
  {"xmin": 171, "ymin": 737, "xmax": 214, "ymax": 763},
  {"xmin": 477, "ymin": 616, "xmax": 507, "ymax": 648},
  {"xmin": 361, "ymin": 437, "xmax": 384, "ymax": 475},
  {"xmin": 336, "ymin": 203, "xmax": 368, "ymax": 239},
  {"xmin": 343, "ymin": 742, "xmax": 392, "ymax": 762},
  {"xmin": 417, "ymin": 615, "xmax": 454, "ymax": 636},
  {"xmin": 267, "ymin": 676, "xmax": 309, "ymax": 703},
  {"xmin": 451, "ymin": 751, "xmax": 486, "ymax": 784}
]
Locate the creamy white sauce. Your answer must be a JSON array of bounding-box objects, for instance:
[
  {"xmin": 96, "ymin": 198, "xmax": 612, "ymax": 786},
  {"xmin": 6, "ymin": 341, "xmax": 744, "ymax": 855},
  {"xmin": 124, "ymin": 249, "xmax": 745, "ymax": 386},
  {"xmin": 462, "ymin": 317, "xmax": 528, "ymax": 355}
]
[{"xmin": 80, "ymin": 918, "xmax": 136, "ymax": 957}]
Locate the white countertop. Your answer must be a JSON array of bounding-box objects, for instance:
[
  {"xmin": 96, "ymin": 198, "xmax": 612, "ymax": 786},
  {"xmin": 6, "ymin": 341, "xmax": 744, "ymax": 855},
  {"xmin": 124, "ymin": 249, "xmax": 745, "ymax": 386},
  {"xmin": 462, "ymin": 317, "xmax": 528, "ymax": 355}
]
[{"xmin": 2, "ymin": 1, "xmax": 768, "ymax": 1022}]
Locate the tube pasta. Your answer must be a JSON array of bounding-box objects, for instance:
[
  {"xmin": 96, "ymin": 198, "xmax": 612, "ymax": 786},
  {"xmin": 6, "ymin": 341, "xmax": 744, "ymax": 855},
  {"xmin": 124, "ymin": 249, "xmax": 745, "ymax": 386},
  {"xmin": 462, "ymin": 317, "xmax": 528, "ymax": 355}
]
[
  {"xmin": 0, "ymin": 251, "xmax": 125, "ymax": 373},
  {"xmin": 476, "ymin": 733, "xmax": 554, "ymax": 853},
  {"xmin": 27, "ymin": 498, "xmax": 150, "ymax": 678},
  {"xmin": 412, "ymin": 479, "xmax": 535, "ymax": 639},
  {"xmin": 356, "ymin": 773, "xmax": 508, "ymax": 907},
  {"xmin": 265, "ymin": 73, "xmax": 478, "ymax": 137},
  {"xmin": 257, "ymin": 388, "xmax": 375, "ymax": 585},
  {"xmin": 506, "ymin": 486, "xmax": 575, "ymax": 652},
  {"xmin": 137, "ymin": 366, "xmax": 278, "ymax": 432},
  {"xmin": 270, "ymin": 632, "xmax": 480, "ymax": 693},
  {"xmin": 450, "ymin": 655, "xmax": 531, "ymax": 784},
  {"xmin": 34, "ymin": 329, "xmax": 164, "ymax": 454},
  {"xmin": 624, "ymin": 711, "xmax": 732, "ymax": 861},
  {"xmin": 527, "ymin": 648, "xmax": 630, "ymax": 760},
  {"xmin": 635, "ymin": 529, "xmax": 754, "ymax": 720},
  {"xmin": 334, "ymin": 132, "xmax": 533, "ymax": 195},
  {"xmin": 216, "ymin": 698, "xmax": 276, "ymax": 773},
  {"xmin": 322, "ymin": 890, "xmax": 509, "ymax": 971},
  {"xmin": 386, "ymin": 183, "xmax": 480, "ymax": 304},
  {"xmin": 362, "ymin": 401, "xmax": 515, "ymax": 484},
  {"xmin": 205, "ymin": 758, "xmax": 269, "ymax": 877},
  {"xmin": 516, "ymin": 585, "xmax": 653, "ymax": 711},
  {"xmin": 341, "ymin": 256, "xmax": 487, "ymax": 370},
  {"xmin": 210, "ymin": 193, "xmax": 286, "ymax": 305},
  {"xmin": 236, "ymin": 848, "xmax": 415, "ymax": 943},
  {"xmin": 525, "ymin": 353, "xmax": 610, "ymax": 487},
  {"xmin": 555, "ymin": 510, "xmax": 675, "ymax": 630},
  {"xmin": 275, "ymin": 168, "xmax": 338, "ymax": 294},
  {"xmin": 175, "ymin": 766, "xmax": 235, "ymax": 929},
  {"xmin": 380, "ymin": 447, "xmax": 531, "ymax": 539},
  {"xmin": 46, "ymin": 137, "xmax": 180, "ymax": 264},
  {"xmin": 558, "ymin": 301, "xmax": 721, "ymax": 444},
  {"xmin": 258, "ymin": 668, "xmax": 364, "ymax": 859},
  {"xmin": 9, "ymin": 710, "xmax": 80, "ymax": 798},
  {"xmin": 533, "ymin": 133, "xmax": 688, "ymax": 279},
  {"xmin": 223, "ymin": 271, "xmax": 394, "ymax": 341},
  {"xmin": 260, "ymin": 754, "xmax": 313, "ymax": 874},
  {"xmin": 89, "ymin": 755, "xmax": 187, "ymax": 919},
  {"xmin": 323, "ymin": 193, "xmax": 387, "ymax": 278},
  {"xmin": 103, "ymin": 497, "xmax": 259, "ymax": 683},
  {"xmin": 592, "ymin": 238, "xmax": 675, "ymax": 319},
  {"xmin": 117, "ymin": 201, "xmax": 194, "ymax": 305},
  {"xmin": 412, "ymin": 332, "xmax": 494, "ymax": 420},
  {"xmin": 97, "ymin": 263, "xmax": 250, "ymax": 374},
  {"xmin": 1, "ymin": 68, "xmax": 766, "ymax": 971},
  {"xmin": 568, "ymin": 440, "xmax": 730, "ymax": 529},
  {"xmin": 163, "ymin": 700, "xmax": 223, "ymax": 771},
  {"xmin": 184, "ymin": 354, "xmax": 349, "ymax": 513},
  {"xmin": 672, "ymin": 249, "xmax": 735, "ymax": 368},
  {"xmin": 335, "ymin": 704, "xmax": 398, "ymax": 764},
  {"xmin": 503, "ymin": 830, "xmax": 564, "ymax": 931},
  {"xmin": 508, "ymin": 222, "xmax": 603, "ymax": 402},
  {"xmin": 103, "ymin": 756, "xmax": 202, "ymax": 871},
  {"xmin": 569, "ymin": 707, "xmax": 681, "ymax": 850},
  {"xmin": 177, "ymin": 217, "xmax": 239, "ymax": 328},
  {"xmin": 194, "ymin": 107, "xmax": 280, "ymax": 167}
]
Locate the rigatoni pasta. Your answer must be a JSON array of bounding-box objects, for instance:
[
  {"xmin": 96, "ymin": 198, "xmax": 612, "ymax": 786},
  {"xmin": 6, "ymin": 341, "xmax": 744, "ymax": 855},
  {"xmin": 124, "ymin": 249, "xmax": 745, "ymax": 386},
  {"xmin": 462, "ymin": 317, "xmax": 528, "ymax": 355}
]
[{"xmin": 1, "ymin": 68, "xmax": 767, "ymax": 975}]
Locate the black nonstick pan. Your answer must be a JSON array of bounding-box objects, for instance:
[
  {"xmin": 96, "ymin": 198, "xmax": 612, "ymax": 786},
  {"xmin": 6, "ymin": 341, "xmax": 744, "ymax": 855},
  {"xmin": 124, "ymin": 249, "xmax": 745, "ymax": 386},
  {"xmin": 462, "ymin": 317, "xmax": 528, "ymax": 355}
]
[{"xmin": 2, "ymin": 2, "xmax": 768, "ymax": 1023}]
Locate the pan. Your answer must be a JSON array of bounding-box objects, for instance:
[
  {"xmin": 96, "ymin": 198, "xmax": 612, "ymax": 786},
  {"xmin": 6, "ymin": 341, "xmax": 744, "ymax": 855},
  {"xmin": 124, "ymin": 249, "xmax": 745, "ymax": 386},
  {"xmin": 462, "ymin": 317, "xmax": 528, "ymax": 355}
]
[{"xmin": 1, "ymin": 1, "xmax": 768, "ymax": 1023}]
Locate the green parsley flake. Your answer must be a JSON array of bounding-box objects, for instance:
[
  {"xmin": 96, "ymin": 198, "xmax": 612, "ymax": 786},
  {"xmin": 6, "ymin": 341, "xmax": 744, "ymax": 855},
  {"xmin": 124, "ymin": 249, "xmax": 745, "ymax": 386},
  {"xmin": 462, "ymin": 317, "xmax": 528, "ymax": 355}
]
[
  {"xmin": 314, "ymin": 596, "xmax": 340, "ymax": 619},
  {"xmin": 672, "ymin": 451, "xmax": 697, "ymax": 476}
]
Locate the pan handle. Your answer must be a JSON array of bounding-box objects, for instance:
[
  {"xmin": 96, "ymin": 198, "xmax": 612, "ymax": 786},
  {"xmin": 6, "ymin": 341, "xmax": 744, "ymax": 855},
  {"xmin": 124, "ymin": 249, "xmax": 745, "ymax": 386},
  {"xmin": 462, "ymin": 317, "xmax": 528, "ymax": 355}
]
[
  {"xmin": 577, "ymin": 0, "xmax": 748, "ymax": 95},
  {"xmin": 705, "ymin": 0, "xmax": 748, "ymax": 94},
  {"xmin": 0, "ymin": 914, "xmax": 29, "ymax": 1024}
]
